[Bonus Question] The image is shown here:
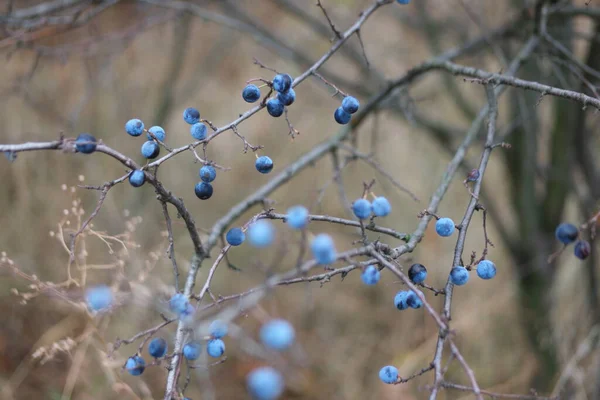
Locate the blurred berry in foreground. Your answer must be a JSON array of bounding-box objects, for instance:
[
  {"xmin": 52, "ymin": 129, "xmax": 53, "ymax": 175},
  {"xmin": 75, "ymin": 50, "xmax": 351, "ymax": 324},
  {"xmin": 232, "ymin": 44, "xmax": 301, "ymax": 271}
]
[
  {"xmin": 86, "ymin": 285, "xmax": 112, "ymax": 312},
  {"xmin": 247, "ymin": 367, "xmax": 284, "ymax": 400},
  {"xmin": 361, "ymin": 265, "xmax": 380, "ymax": 285},
  {"xmin": 260, "ymin": 319, "xmax": 295, "ymax": 351}
]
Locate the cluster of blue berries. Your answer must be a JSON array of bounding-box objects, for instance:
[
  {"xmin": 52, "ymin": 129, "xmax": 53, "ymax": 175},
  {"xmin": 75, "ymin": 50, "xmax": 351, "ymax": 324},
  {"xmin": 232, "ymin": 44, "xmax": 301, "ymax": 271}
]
[
  {"xmin": 123, "ymin": 117, "xmax": 167, "ymax": 187},
  {"xmin": 352, "ymin": 195, "xmax": 391, "ymax": 219},
  {"xmin": 333, "ymin": 96, "xmax": 360, "ymax": 125},
  {"xmin": 393, "ymin": 265, "xmax": 428, "ymax": 311},
  {"xmin": 182, "ymin": 319, "xmax": 228, "ymax": 362},
  {"xmin": 242, "ymin": 73, "xmax": 296, "ymax": 119},
  {"xmin": 555, "ymin": 222, "xmax": 591, "ymax": 260}
]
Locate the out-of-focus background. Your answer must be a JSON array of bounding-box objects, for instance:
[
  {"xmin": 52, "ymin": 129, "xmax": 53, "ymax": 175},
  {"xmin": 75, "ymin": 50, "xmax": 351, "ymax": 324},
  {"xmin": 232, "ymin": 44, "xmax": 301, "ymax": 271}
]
[{"xmin": 1, "ymin": 0, "xmax": 599, "ymax": 399}]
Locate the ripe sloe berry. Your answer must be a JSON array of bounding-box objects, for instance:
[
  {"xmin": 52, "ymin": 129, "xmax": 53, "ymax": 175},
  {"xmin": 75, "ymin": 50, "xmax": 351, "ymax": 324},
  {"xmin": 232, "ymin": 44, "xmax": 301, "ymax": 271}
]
[
  {"xmin": 243, "ymin": 84, "xmax": 261, "ymax": 103},
  {"xmin": 194, "ymin": 182, "xmax": 213, "ymax": 200},
  {"xmin": 435, "ymin": 217, "xmax": 455, "ymax": 237},
  {"xmin": 574, "ymin": 240, "xmax": 591, "ymax": 260},
  {"xmin": 183, "ymin": 107, "xmax": 200, "ymax": 124},
  {"xmin": 255, "ymin": 156, "xmax": 274, "ymax": 174},
  {"xmin": 266, "ymin": 98, "xmax": 285, "ymax": 117},
  {"xmin": 129, "ymin": 170, "xmax": 145, "ymax": 187},
  {"xmin": 260, "ymin": 319, "xmax": 295, "ymax": 351},
  {"xmin": 75, "ymin": 133, "xmax": 97, "ymax": 154},
  {"xmin": 334, "ymin": 107, "xmax": 351, "ymax": 125},
  {"xmin": 183, "ymin": 341, "xmax": 202, "ymax": 360},
  {"xmin": 272, "ymin": 73, "xmax": 292, "ymax": 93},
  {"xmin": 207, "ymin": 339, "xmax": 225, "ymax": 358},
  {"xmin": 125, "ymin": 355, "xmax": 146, "ymax": 376},
  {"xmin": 246, "ymin": 367, "xmax": 284, "ymax": 400},
  {"xmin": 408, "ymin": 263, "xmax": 427, "ymax": 284},
  {"xmin": 226, "ymin": 227, "xmax": 245, "ymax": 246},
  {"xmin": 125, "ymin": 119, "xmax": 144, "ymax": 137},
  {"xmin": 341, "ymin": 96, "xmax": 360, "ymax": 114},
  {"xmin": 148, "ymin": 337, "xmax": 167, "ymax": 358},
  {"xmin": 277, "ymin": 88, "xmax": 296, "ymax": 106},
  {"xmin": 199, "ymin": 165, "xmax": 216, "ymax": 183},
  {"xmin": 190, "ymin": 123, "xmax": 207, "ymax": 141},
  {"xmin": 141, "ymin": 141, "xmax": 160, "ymax": 159},
  {"xmin": 310, "ymin": 233, "xmax": 337, "ymax": 264},
  {"xmin": 372, "ymin": 197, "xmax": 391, "ymax": 217},
  {"xmin": 147, "ymin": 126, "xmax": 165, "ymax": 141},
  {"xmin": 476, "ymin": 260, "xmax": 496, "ymax": 280},
  {"xmin": 450, "ymin": 266, "xmax": 469, "ymax": 286},
  {"xmin": 361, "ymin": 265, "xmax": 380, "ymax": 285},
  {"xmin": 352, "ymin": 198, "xmax": 372, "ymax": 220},
  {"xmin": 555, "ymin": 223, "xmax": 579, "ymax": 244},
  {"xmin": 379, "ymin": 366, "xmax": 398, "ymax": 384},
  {"xmin": 286, "ymin": 205, "xmax": 309, "ymax": 229}
]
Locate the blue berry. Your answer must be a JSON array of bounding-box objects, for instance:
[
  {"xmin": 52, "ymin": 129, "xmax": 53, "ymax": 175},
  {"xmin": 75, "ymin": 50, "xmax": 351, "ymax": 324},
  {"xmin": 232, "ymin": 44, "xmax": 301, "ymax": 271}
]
[
  {"xmin": 341, "ymin": 96, "xmax": 360, "ymax": 114},
  {"xmin": 141, "ymin": 141, "xmax": 160, "ymax": 159},
  {"xmin": 450, "ymin": 266, "xmax": 469, "ymax": 286},
  {"xmin": 183, "ymin": 341, "xmax": 202, "ymax": 361},
  {"xmin": 125, "ymin": 119, "xmax": 144, "ymax": 137},
  {"xmin": 334, "ymin": 107, "xmax": 351, "ymax": 125},
  {"xmin": 361, "ymin": 265, "xmax": 380, "ymax": 285},
  {"xmin": 248, "ymin": 220, "xmax": 275, "ymax": 247},
  {"xmin": 310, "ymin": 233, "xmax": 336, "ymax": 264},
  {"xmin": 574, "ymin": 240, "xmax": 591, "ymax": 260},
  {"xmin": 147, "ymin": 126, "xmax": 165, "ymax": 142},
  {"xmin": 352, "ymin": 198, "xmax": 372, "ymax": 220},
  {"xmin": 272, "ymin": 73, "xmax": 292, "ymax": 93},
  {"xmin": 555, "ymin": 223, "xmax": 579, "ymax": 244},
  {"xmin": 406, "ymin": 291, "xmax": 422, "ymax": 309},
  {"xmin": 85, "ymin": 285, "xmax": 112, "ymax": 312},
  {"xmin": 226, "ymin": 227, "xmax": 245, "ymax": 246},
  {"xmin": 397, "ymin": 0, "xmax": 410, "ymax": 3},
  {"xmin": 260, "ymin": 319, "xmax": 295, "ymax": 351},
  {"xmin": 247, "ymin": 367, "xmax": 284, "ymax": 400},
  {"xmin": 266, "ymin": 98, "xmax": 285, "ymax": 117},
  {"xmin": 408, "ymin": 263, "xmax": 427, "ymax": 284},
  {"xmin": 394, "ymin": 291, "xmax": 410, "ymax": 310},
  {"xmin": 148, "ymin": 337, "xmax": 167, "ymax": 358},
  {"xmin": 256, "ymin": 156, "xmax": 274, "ymax": 174},
  {"xmin": 207, "ymin": 338, "xmax": 225, "ymax": 358},
  {"xmin": 183, "ymin": 107, "xmax": 200, "ymax": 124},
  {"xmin": 75, "ymin": 133, "xmax": 97, "ymax": 154},
  {"xmin": 286, "ymin": 205, "xmax": 309, "ymax": 229},
  {"xmin": 129, "ymin": 170, "xmax": 145, "ymax": 187},
  {"xmin": 243, "ymin": 84, "xmax": 261, "ymax": 103},
  {"xmin": 379, "ymin": 366, "xmax": 398, "ymax": 384},
  {"xmin": 199, "ymin": 165, "xmax": 216, "ymax": 183},
  {"xmin": 277, "ymin": 88, "xmax": 295, "ymax": 106},
  {"xmin": 209, "ymin": 320, "xmax": 228, "ymax": 338},
  {"xmin": 435, "ymin": 218, "xmax": 455, "ymax": 237},
  {"xmin": 476, "ymin": 260, "xmax": 496, "ymax": 280},
  {"xmin": 125, "ymin": 355, "xmax": 146, "ymax": 376},
  {"xmin": 372, "ymin": 197, "xmax": 391, "ymax": 217},
  {"xmin": 194, "ymin": 182, "xmax": 213, "ymax": 200},
  {"xmin": 169, "ymin": 293, "xmax": 189, "ymax": 315},
  {"xmin": 190, "ymin": 123, "xmax": 207, "ymax": 140}
]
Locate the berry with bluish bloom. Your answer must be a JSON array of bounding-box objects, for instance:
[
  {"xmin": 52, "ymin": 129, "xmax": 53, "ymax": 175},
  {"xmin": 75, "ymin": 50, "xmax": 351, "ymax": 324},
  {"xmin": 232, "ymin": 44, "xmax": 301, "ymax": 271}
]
[
  {"xmin": 277, "ymin": 88, "xmax": 296, "ymax": 106},
  {"xmin": 574, "ymin": 240, "xmax": 591, "ymax": 260},
  {"xmin": 125, "ymin": 355, "xmax": 146, "ymax": 376},
  {"xmin": 555, "ymin": 223, "xmax": 579, "ymax": 244},
  {"xmin": 310, "ymin": 234, "xmax": 337, "ymax": 264},
  {"xmin": 361, "ymin": 265, "xmax": 380, "ymax": 285},
  {"xmin": 286, "ymin": 205, "xmax": 309, "ymax": 229},
  {"xmin": 379, "ymin": 366, "xmax": 399, "ymax": 384},
  {"xmin": 195, "ymin": 182, "xmax": 213, "ymax": 200},
  {"xmin": 209, "ymin": 320, "xmax": 228, "ymax": 338},
  {"xmin": 183, "ymin": 341, "xmax": 202, "ymax": 360},
  {"xmin": 141, "ymin": 141, "xmax": 160, "ymax": 159},
  {"xmin": 243, "ymin": 84, "xmax": 261, "ymax": 103},
  {"xmin": 334, "ymin": 107, "xmax": 351, "ymax": 125},
  {"xmin": 435, "ymin": 217, "xmax": 455, "ymax": 237},
  {"xmin": 147, "ymin": 126, "xmax": 165, "ymax": 141},
  {"xmin": 260, "ymin": 319, "xmax": 295, "ymax": 351},
  {"xmin": 248, "ymin": 220, "xmax": 275, "ymax": 247},
  {"xmin": 272, "ymin": 73, "xmax": 292, "ymax": 93},
  {"xmin": 394, "ymin": 291, "xmax": 410, "ymax": 310},
  {"xmin": 85, "ymin": 285, "xmax": 112, "ymax": 311},
  {"xmin": 450, "ymin": 266, "xmax": 469, "ymax": 286},
  {"xmin": 247, "ymin": 367, "xmax": 284, "ymax": 400},
  {"xmin": 397, "ymin": 0, "xmax": 410, "ymax": 3},
  {"xmin": 169, "ymin": 293, "xmax": 189, "ymax": 315},
  {"xmin": 125, "ymin": 119, "xmax": 144, "ymax": 137},
  {"xmin": 207, "ymin": 338, "xmax": 225, "ymax": 358},
  {"xmin": 190, "ymin": 123, "xmax": 207, "ymax": 141},
  {"xmin": 129, "ymin": 170, "xmax": 145, "ymax": 187},
  {"xmin": 352, "ymin": 198, "xmax": 372, "ymax": 220},
  {"xmin": 148, "ymin": 337, "xmax": 167, "ymax": 358},
  {"xmin": 408, "ymin": 263, "xmax": 427, "ymax": 284},
  {"xmin": 476, "ymin": 260, "xmax": 496, "ymax": 280},
  {"xmin": 75, "ymin": 133, "xmax": 97, "ymax": 154},
  {"xmin": 406, "ymin": 291, "xmax": 422, "ymax": 309},
  {"xmin": 372, "ymin": 197, "xmax": 391, "ymax": 217},
  {"xmin": 341, "ymin": 96, "xmax": 360, "ymax": 114},
  {"xmin": 256, "ymin": 156, "xmax": 274, "ymax": 174},
  {"xmin": 199, "ymin": 165, "xmax": 216, "ymax": 183},
  {"xmin": 226, "ymin": 227, "xmax": 245, "ymax": 246},
  {"xmin": 266, "ymin": 98, "xmax": 285, "ymax": 117},
  {"xmin": 183, "ymin": 107, "xmax": 200, "ymax": 124}
]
